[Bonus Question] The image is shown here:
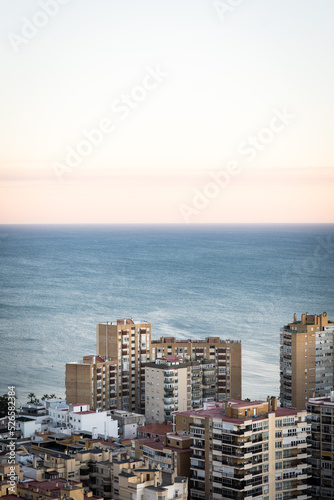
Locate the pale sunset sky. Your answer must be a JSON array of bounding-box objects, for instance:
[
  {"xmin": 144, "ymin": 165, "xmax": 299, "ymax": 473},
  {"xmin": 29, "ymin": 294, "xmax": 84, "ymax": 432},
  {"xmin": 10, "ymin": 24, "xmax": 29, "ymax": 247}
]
[{"xmin": 0, "ymin": 0, "xmax": 333, "ymax": 223}]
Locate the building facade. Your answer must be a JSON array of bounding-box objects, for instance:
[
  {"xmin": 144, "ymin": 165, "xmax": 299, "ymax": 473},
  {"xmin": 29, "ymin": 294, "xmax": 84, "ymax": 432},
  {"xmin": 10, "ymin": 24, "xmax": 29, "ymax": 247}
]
[
  {"xmin": 145, "ymin": 355, "xmax": 216, "ymax": 424},
  {"xmin": 150, "ymin": 337, "xmax": 241, "ymax": 401},
  {"xmin": 132, "ymin": 431, "xmax": 192, "ymax": 477},
  {"xmin": 96, "ymin": 319, "xmax": 151, "ymax": 413},
  {"xmin": 66, "ymin": 356, "xmax": 117, "ymax": 411},
  {"xmin": 307, "ymin": 393, "xmax": 334, "ymax": 499},
  {"xmin": 280, "ymin": 312, "xmax": 334, "ymax": 410},
  {"xmin": 174, "ymin": 399, "xmax": 311, "ymax": 500}
]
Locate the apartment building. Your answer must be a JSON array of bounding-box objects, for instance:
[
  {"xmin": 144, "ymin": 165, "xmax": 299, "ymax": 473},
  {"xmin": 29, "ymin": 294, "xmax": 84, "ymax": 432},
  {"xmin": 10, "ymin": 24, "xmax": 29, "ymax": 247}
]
[
  {"xmin": 112, "ymin": 458, "xmax": 188, "ymax": 500},
  {"xmin": 66, "ymin": 355, "xmax": 117, "ymax": 411},
  {"xmin": 14, "ymin": 478, "xmax": 100, "ymax": 500},
  {"xmin": 132, "ymin": 431, "xmax": 192, "ymax": 476},
  {"xmin": 307, "ymin": 392, "xmax": 334, "ymax": 499},
  {"xmin": 96, "ymin": 319, "xmax": 151, "ymax": 412},
  {"xmin": 150, "ymin": 337, "xmax": 241, "ymax": 401},
  {"xmin": 145, "ymin": 355, "xmax": 216, "ymax": 424},
  {"xmin": 174, "ymin": 398, "xmax": 311, "ymax": 500},
  {"xmin": 280, "ymin": 312, "xmax": 334, "ymax": 410}
]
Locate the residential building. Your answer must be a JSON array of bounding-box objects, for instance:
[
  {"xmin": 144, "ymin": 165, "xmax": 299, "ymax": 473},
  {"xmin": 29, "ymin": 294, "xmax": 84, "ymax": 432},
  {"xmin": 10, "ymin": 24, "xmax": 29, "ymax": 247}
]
[
  {"xmin": 174, "ymin": 398, "xmax": 311, "ymax": 500},
  {"xmin": 145, "ymin": 356, "xmax": 216, "ymax": 424},
  {"xmin": 307, "ymin": 392, "xmax": 334, "ymax": 499},
  {"xmin": 280, "ymin": 312, "xmax": 334, "ymax": 410},
  {"xmin": 150, "ymin": 337, "xmax": 241, "ymax": 401},
  {"xmin": 137, "ymin": 423, "xmax": 173, "ymax": 439},
  {"xmin": 96, "ymin": 319, "xmax": 151, "ymax": 413},
  {"xmin": 112, "ymin": 457, "xmax": 188, "ymax": 500},
  {"xmin": 66, "ymin": 356, "xmax": 117, "ymax": 411},
  {"xmin": 132, "ymin": 431, "xmax": 192, "ymax": 476},
  {"xmin": 109, "ymin": 410, "xmax": 146, "ymax": 440},
  {"xmin": 47, "ymin": 403, "xmax": 118, "ymax": 439},
  {"xmin": 14, "ymin": 478, "xmax": 101, "ymax": 500}
]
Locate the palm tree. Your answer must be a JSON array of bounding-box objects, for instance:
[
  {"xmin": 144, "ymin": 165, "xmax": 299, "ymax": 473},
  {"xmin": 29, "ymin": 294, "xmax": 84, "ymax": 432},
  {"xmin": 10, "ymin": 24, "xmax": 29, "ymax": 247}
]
[
  {"xmin": 27, "ymin": 393, "xmax": 36, "ymax": 403},
  {"xmin": 49, "ymin": 394, "xmax": 57, "ymax": 399},
  {"xmin": 41, "ymin": 394, "xmax": 50, "ymax": 401}
]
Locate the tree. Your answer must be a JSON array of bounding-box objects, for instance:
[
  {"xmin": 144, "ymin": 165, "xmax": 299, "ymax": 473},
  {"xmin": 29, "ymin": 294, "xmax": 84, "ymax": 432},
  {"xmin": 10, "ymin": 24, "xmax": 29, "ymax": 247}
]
[
  {"xmin": 27, "ymin": 393, "xmax": 36, "ymax": 403},
  {"xmin": 0, "ymin": 394, "xmax": 9, "ymax": 417},
  {"xmin": 41, "ymin": 394, "xmax": 50, "ymax": 401},
  {"xmin": 49, "ymin": 394, "xmax": 57, "ymax": 399}
]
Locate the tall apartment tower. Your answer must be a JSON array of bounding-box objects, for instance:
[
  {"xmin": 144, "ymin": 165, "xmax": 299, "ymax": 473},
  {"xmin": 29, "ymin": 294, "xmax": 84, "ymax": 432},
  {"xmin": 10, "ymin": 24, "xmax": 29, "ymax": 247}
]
[
  {"xmin": 280, "ymin": 312, "xmax": 334, "ymax": 410},
  {"xmin": 66, "ymin": 355, "xmax": 117, "ymax": 411},
  {"xmin": 145, "ymin": 355, "xmax": 216, "ymax": 424},
  {"xmin": 307, "ymin": 393, "xmax": 334, "ymax": 499},
  {"xmin": 96, "ymin": 319, "xmax": 151, "ymax": 413},
  {"xmin": 175, "ymin": 399, "xmax": 311, "ymax": 500},
  {"xmin": 150, "ymin": 337, "xmax": 241, "ymax": 401}
]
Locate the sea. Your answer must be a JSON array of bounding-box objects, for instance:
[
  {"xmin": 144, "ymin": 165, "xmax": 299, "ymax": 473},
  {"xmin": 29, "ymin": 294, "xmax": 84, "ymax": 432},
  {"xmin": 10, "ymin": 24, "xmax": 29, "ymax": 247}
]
[{"xmin": 0, "ymin": 224, "xmax": 333, "ymax": 407}]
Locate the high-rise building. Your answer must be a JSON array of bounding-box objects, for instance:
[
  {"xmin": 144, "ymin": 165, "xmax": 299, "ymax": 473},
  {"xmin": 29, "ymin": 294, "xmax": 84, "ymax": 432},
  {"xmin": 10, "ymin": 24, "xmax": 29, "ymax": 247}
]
[
  {"xmin": 150, "ymin": 337, "xmax": 241, "ymax": 401},
  {"xmin": 280, "ymin": 312, "xmax": 334, "ymax": 410},
  {"xmin": 96, "ymin": 319, "xmax": 151, "ymax": 413},
  {"xmin": 307, "ymin": 392, "xmax": 334, "ymax": 499},
  {"xmin": 66, "ymin": 355, "xmax": 117, "ymax": 411},
  {"xmin": 174, "ymin": 399, "xmax": 311, "ymax": 500},
  {"xmin": 145, "ymin": 355, "xmax": 216, "ymax": 424}
]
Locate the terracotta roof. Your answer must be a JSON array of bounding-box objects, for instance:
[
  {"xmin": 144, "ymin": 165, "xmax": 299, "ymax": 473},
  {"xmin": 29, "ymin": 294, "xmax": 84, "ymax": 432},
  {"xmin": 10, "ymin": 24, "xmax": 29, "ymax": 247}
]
[{"xmin": 137, "ymin": 423, "xmax": 173, "ymax": 436}]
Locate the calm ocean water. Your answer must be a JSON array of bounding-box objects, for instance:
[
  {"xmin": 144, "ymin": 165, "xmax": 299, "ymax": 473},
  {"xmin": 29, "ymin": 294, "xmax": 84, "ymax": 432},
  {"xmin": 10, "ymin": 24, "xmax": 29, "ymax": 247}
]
[{"xmin": 0, "ymin": 224, "xmax": 333, "ymax": 406}]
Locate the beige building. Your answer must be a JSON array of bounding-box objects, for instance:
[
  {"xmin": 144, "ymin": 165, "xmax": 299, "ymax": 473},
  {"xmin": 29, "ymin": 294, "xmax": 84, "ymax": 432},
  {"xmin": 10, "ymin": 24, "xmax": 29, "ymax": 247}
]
[
  {"xmin": 150, "ymin": 337, "xmax": 241, "ymax": 401},
  {"xmin": 112, "ymin": 457, "xmax": 188, "ymax": 500},
  {"xmin": 132, "ymin": 431, "xmax": 192, "ymax": 477},
  {"xmin": 145, "ymin": 355, "xmax": 216, "ymax": 424},
  {"xmin": 175, "ymin": 398, "xmax": 311, "ymax": 500},
  {"xmin": 96, "ymin": 319, "xmax": 151, "ymax": 413},
  {"xmin": 307, "ymin": 392, "xmax": 334, "ymax": 499},
  {"xmin": 15, "ymin": 478, "xmax": 100, "ymax": 500},
  {"xmin": 280, "ymin": 312, "xmax": 334, "ymax": 410},
  {"xmin": 66, "ymin": 355, "xmax": 117, "ymax": 411}
]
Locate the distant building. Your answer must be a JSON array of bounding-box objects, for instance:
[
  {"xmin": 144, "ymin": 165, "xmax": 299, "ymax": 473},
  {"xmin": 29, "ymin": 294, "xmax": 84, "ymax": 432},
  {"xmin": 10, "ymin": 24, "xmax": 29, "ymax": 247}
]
[
  {"xmin": 47, "ymin": 403, "xmax": 118, "ymax": 439},
  {"xmin": 132, "ymin": 431, "xmax": 192, "ymax": 477},
  {"xmin": 174, "ymin": 398, "xmax": 311, "ymax": 500},
  {"xmin": 280, "ymin": 312, "xmax": 334, "ymax": 410},
  {"xmin": 16, "ymin": 416, "xmax": 41, "ymax": 438},
  {"xmin": 66, "ymin": 355, "xmax": 117, "ymax": 411},
  {"xmin": 137, "ymin": 423, "xmax": 173, "ymax": 439},
  {"xmin": 95, "ymin": 319, "xmax": 151, "ymax": 413},
  {"xmin": 150, "ymin": 337, "xmax": 241, "ymax": 401},
  {"xmin": 307, "ymin": 392, "xmax": 334, "ymax": 499},
  {"xmin": 112, "ymin": 457, "xmax": 188, "ymax": 500},
  {"xmin": 109, "ymin": 410, "xmax": 146, "ymax": 440},
  {"xmin": 145, "ymin": 355, "xmax": 216, "ymax": 424},
  {"xmin": 14, "ymin": 478, "xmax": 101, "ymax": 500}
]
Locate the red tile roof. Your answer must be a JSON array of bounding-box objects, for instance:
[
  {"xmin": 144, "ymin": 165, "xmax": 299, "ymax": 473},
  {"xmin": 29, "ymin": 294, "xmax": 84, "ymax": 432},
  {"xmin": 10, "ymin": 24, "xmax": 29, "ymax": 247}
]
[{"xmin": 137, "ymin": 423, "xmax": 173, "ymax": 436}]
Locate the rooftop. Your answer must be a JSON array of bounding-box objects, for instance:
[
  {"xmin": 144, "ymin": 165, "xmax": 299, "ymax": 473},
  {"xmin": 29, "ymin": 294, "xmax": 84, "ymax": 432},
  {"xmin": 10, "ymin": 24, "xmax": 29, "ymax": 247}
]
[{"xmin": 137, "ymin": 423, "xmax": 173, "ymax": 436}]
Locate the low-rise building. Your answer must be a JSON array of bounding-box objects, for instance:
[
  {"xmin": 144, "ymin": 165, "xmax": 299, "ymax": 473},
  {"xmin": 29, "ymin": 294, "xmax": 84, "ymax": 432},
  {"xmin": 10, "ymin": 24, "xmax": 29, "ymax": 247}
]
[
  {"xmin": 112, "ymin": 458, "xmax": 188, "ymax": 500},
  {"xmin": 47, "ymin": 404, "xmax": 118, "ymax": 439},
  {"xmin": 109, "ymin": 410, "xmax": 146, "ymax": 440},
  {"xmin": 15, "ymin": 478, "xmax": 102, "ymax": 500},
  {"xmin": 132, "ymin": 432, "xmax": 192, "ymax": 477}
]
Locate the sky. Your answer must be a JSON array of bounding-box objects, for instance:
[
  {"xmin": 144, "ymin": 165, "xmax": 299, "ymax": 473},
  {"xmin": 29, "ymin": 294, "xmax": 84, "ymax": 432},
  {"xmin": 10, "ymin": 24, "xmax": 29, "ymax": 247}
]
[{"xmin": 0, "ymin": 0, "xmax": 334, "ymax": 223}]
